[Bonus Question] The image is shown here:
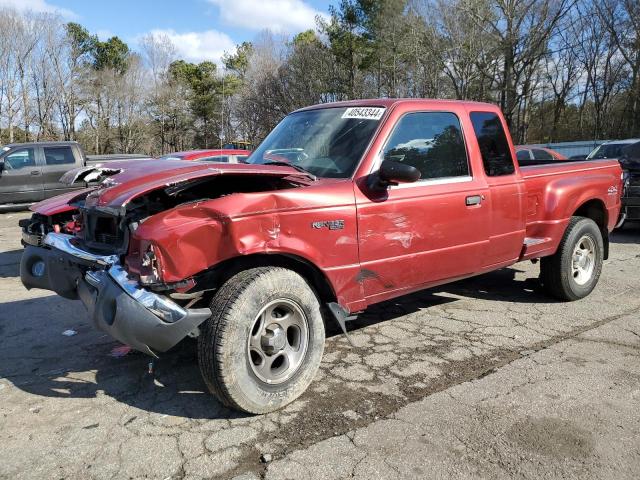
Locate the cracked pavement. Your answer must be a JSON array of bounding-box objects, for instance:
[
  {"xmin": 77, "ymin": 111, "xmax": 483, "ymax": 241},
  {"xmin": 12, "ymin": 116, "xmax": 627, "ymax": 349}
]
[{"xmin": 1, "ymin": 211, "xmax": 639, "ymax": 479}]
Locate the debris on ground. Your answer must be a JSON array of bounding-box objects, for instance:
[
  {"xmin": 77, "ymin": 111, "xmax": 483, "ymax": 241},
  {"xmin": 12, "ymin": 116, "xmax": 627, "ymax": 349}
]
[
  {"xmin": 109, "ymin": 344, "xmax": 132, "ymax": 358},
  {"xmin": 260, "ymin": 453, "xmax": 273, "ymax": 463},
  {"xmin": 61, "ymin": 329, "xmax": 77, "ymax": 337}
]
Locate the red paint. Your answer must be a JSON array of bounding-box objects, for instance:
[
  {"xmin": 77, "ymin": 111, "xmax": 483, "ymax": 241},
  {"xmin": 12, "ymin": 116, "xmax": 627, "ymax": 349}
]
[
  {"xmin": 31, "ymin": 99, "xmax": 622, "ymax": 313},
  {"xmin": 30, "ymin": 188, "xmax": 93, "ymax": 216}
]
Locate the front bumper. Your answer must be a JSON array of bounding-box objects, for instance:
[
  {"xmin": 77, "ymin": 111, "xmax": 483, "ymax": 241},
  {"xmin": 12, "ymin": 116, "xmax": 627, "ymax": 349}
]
[{"xmin": 20, "ymin": 233, "xmax": 211, "ymax": 356}]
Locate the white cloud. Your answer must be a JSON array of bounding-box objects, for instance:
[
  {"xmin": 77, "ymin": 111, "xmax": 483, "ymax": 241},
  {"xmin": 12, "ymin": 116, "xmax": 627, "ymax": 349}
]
[
  {"xmin": 0, "ymin": 0, "xmax": 77, "ymax": 18},
  {"xmin": 207, "ymin": 0, "xmax": 325, "ymax": 33},
  {"xmin": 143, "ymin": 29, "xmax": 236, "ymax": 65}
]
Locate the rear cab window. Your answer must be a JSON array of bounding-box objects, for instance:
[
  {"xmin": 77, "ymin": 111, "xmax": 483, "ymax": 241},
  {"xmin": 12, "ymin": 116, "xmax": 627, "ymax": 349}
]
[
  {"xmin": 44, "ymin": 146, "xmax": 75, "ymax": 165},
  {"xmin": 516, "ymin": 150, "xmax": 531, "ymax": 161},
  {"xmin": 383, "ymin": 112, "xmax": 470, "ymax": 181},
  {"xmin": 470, "ymin": 112, "xmax": 515, "ymax": 176},
  {"xmin": 532, "ymin": 149, "xmax": 553, "ymax": 160}
]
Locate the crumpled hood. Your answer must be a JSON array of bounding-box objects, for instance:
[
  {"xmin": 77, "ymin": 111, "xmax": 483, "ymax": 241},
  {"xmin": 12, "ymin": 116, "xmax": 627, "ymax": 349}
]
[{"xmin": 72, "ymin": 159, "xmax": 310, "ymax": 208}]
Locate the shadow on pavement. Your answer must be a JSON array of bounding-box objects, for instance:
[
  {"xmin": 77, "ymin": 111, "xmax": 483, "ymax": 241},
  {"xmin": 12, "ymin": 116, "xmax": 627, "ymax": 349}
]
[
  {"xmin": 611, "ymin": 222, "xmax": 640, "ymax": 244},
  {"xmin": 0, "ymin": 249, "xmax": 23, "ymax": 278},
  {"xmin": 0, "ymin": 265, "xmax": 557, "ymax": 420},
  {"xmin": 351, "ymin": 265, "xmax": 557, "ymax": 332}
]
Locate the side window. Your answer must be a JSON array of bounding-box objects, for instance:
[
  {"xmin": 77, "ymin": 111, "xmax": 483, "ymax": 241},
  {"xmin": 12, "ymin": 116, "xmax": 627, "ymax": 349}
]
[
  {"xmin": 201, "ymin": 156, "xmax": 229, "ymax": 163},
  {"xmin": 516, "ymin": 150, "xmax": 531, "ymax": 162},
  {"xmin": 531, "ymin": 149, "xmax": 553, "ymax": 160},
  {"xmin": 3, "ymin": 148, "xmax": 36, "ymax": 170},
  {"xmin": 470, "ymin": 112, "xmax": 515, "ymax": 176},
  {"xmin": 383, "ymin": 112, "xmax": 469, "ymax": 180},
  {"xmin": 236, "ymin": 155, "xmax": 248, "ymax": 163},
  {"xmin": 44, "ymin": 146, "xmax": 75, "ymax": 166}
]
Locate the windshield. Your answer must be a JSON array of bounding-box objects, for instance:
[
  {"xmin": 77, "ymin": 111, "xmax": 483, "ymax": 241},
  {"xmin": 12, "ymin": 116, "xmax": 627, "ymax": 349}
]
[
  {"xmin": 246, "ymin": 106, "xmax": 384, "ymax": 178},
  {"xmin": 587, "ymin": 143, "xmax": 626, "ymax": 159}
]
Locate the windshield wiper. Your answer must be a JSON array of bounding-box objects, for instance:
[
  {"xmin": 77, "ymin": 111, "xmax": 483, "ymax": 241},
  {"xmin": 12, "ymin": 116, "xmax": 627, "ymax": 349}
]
[{"xmin": 263, "ymin": 161, "xmax": 317, "ymax": 181}]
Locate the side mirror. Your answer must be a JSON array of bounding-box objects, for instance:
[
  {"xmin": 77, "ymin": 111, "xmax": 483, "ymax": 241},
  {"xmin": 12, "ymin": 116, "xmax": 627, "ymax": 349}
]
[{"xmin": 378, "ymin": 159, "xmax": 420, "ymax": 186}]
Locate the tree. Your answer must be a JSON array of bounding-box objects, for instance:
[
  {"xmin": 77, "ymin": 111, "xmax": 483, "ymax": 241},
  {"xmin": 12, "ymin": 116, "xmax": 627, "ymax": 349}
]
[
  {"xmin": 169, "ymin": 60, "xmax": 224, "ymax": 148},
  {"xmin": 320, "ymin": 1, "xmax": 370, "ymax": 98}
]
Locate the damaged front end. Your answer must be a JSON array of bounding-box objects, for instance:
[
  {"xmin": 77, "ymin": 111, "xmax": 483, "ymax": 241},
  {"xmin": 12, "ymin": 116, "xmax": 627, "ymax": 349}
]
[
  {"xmin": 20, "ymin": 162, "xmax": 309, "ymax": 355},
  {"xmin": 21, "ymin": 233, "xmax": 211, "ymax": 356}
]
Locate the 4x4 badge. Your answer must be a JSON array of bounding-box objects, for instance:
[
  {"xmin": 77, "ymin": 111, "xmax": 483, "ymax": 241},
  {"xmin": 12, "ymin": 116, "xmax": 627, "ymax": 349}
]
[{"xmin": 312, "ymin": 220, "xmax": 345, "ymax": 230}]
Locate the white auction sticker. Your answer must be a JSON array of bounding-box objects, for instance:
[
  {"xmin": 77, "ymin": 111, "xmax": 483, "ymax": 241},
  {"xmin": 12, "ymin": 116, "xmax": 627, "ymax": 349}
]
[{"xmin": 341, "ymin": 107, "xmax": 386, "ymax": 120}]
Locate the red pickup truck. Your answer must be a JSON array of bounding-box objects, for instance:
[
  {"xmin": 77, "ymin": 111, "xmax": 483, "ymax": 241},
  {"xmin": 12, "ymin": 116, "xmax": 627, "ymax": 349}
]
[{"xmin": 19, "ymin": 99, "xmax": 623, "ymax": 413}]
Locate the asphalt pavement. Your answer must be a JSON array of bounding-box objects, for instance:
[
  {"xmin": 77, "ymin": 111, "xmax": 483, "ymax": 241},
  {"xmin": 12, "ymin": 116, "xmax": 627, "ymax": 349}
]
[{"xmin": 0, "ymin": 211, "xmax": 639, "ymax": 479}]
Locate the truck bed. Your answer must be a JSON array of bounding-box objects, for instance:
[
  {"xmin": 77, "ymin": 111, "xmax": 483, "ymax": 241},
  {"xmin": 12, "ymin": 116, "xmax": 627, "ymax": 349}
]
[{"xmin": 519, "ymin": 159, "xmax": 622, "ymax": 259}]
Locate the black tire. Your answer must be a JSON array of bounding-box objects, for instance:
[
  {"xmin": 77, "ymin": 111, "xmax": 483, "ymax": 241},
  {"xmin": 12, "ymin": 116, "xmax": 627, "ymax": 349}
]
[
  {"xmin": 540, "ymin": 216, "xmax": 604, "ymax": 301},
  {"xmin": 198, "ymin": 267, "xmax": 325, "ymax": 414}
]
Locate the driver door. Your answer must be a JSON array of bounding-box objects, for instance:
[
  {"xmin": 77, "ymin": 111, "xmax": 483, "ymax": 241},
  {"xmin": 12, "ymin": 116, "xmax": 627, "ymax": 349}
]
[
  {"xmin": 355, "ymin": 111, "xmax": 490, "ymax": 303},
  {"xmin": 0, "ymin": 147, "xmax": 43, "ymax": 204}
]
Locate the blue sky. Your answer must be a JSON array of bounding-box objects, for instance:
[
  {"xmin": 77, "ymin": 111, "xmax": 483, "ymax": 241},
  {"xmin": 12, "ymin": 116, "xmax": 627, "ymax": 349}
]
[{"xmin": 1, "ymin": 0, "xmax": 336, "ymax": 63}]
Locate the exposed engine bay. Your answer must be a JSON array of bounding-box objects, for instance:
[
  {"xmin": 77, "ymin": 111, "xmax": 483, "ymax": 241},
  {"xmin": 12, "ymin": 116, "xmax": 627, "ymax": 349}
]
[{"xmin": 21, "ymin": 174, "xmax": 303, "ymax": 257}]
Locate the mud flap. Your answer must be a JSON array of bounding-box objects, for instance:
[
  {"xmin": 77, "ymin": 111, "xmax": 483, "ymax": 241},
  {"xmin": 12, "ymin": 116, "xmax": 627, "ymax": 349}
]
[{"xmin": 327, "ymin": 302, "xmax": 357, "ymax": 347}]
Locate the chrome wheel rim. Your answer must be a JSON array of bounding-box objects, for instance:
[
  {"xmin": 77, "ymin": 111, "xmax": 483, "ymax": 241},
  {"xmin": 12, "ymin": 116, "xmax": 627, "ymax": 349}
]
[
  {"xmin": 571, "ymin": 235, "xmax": 596, "ymax": 286},
  {"xmin": 247, "ymin": 299, "xmax": 309, "ymax": 385}
]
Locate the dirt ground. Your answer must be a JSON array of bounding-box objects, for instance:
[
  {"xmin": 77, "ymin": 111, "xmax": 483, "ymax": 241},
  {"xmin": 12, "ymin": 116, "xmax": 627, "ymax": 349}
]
[{"xmin": 1, "ymin": 211, "xmax": 639, "ymax": 479}]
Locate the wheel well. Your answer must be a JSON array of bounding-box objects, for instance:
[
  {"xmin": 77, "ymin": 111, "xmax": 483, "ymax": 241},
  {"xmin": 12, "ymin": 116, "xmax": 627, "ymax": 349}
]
[
  {"xmin": 573, "ymin": 199, "xmax": 609, "ymax": 259},
  {"xmin": 196, "ymin": 253, "xmax": 337, "ymax": 304}
]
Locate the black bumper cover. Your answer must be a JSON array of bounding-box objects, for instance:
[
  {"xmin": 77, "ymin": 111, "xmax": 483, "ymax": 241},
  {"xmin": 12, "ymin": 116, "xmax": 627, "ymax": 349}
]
[{"xmin": 20, "ymin": 245, "xmax": 211, "ymax": 356}]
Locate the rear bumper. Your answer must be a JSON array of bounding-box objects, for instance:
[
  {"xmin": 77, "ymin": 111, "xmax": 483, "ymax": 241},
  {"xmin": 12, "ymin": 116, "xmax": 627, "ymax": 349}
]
[{"xmin": 20, "ymin": 234, "xmax": 211, "ymax": 356}]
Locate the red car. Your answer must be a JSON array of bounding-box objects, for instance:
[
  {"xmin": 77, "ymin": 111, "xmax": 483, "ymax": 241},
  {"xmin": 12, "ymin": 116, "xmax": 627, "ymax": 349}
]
[
  {"xmin": 515, "ymin": 145, "xmax": 567, "ymax": 162},
  {"xmin": 20, "ymin": 99, "xmax": 622, "ymax": 413},
  {"xmin": 159, "ymin": 149, "xmax": 251, "ymax": 163}
]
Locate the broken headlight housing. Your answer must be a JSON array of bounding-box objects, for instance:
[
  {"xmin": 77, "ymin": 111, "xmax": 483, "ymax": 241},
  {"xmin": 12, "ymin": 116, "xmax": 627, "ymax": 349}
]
[{"xmin": 139, "ymin": 243, "xmax": 161, "ymax": 285}]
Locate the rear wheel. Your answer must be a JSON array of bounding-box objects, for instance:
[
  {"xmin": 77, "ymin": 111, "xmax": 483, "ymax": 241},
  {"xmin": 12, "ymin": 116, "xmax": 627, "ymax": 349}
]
[
  {"xmin": 198, "ymin": 267, "xmax": 325, "ymax": 414},
  {"xmin": 540, "ymin": 216, "xmax": 604, "ymax": 301}
]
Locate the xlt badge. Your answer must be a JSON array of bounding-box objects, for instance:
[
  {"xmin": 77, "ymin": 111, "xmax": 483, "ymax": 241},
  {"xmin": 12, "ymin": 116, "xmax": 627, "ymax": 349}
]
[{"xmin": 312, "ymin": 220, "xmax": 345, "ymax": 230}]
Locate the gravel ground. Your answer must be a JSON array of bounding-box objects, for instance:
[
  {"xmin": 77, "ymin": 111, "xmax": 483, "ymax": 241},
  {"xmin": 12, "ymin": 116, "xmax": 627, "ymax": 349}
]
[{"xmin": 0, "ymin": 211, "xmax": 639, "ymax": 479}]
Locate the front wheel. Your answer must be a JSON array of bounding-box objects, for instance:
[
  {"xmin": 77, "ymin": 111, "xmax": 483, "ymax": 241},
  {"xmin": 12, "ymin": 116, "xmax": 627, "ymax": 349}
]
[
  {"xmin": 198, "ymin": 267, "xmax": 325, "ymax": 414},
  {"xmin": 540, "ymin": 216, "xmax": 604, "ymax": 301}
]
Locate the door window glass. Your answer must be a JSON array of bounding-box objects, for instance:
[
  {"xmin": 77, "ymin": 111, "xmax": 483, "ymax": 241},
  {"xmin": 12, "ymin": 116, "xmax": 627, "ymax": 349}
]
[
  {"xmin": 470, "ymin": 112, "xmax": 516, "ymax": 176},
  {"xmin": 44, "ymin": 146, "xmax": 75, "ymax": 165},
  {"xmin": 516, "ymin": 150, "xmax": 531, "ymax": 161},
  {"xmin": 3, "ymin": 148, "xmax": 36, "ymax": 170},
  {"xmin": 383, "ymin": 112, "xmax": 469, "ymax": 180}
]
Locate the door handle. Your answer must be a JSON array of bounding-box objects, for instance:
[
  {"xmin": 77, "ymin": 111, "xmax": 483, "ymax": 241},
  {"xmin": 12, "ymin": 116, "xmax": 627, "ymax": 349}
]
[
  {"xmin": 465, "ymin": 195, "xmax": 483, "ymax": 206},
  {"xmin": 30, "ymin": 170, "xmax": 41, "ymax": 176}
]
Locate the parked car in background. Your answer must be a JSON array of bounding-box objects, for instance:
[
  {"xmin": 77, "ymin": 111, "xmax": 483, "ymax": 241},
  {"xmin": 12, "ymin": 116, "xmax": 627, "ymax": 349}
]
[
  {"xmin": 584, "ymin": 139, "xmax": 640, "ymax": 160},
  {"xmin": 618, "ymin": 140, "xmax": 640, "ymax": 228},
  {"xmin": 223, "ymin": 140, "xmax": 254, "ymax": 151},
  {"xmin": 515, "ymin": 145, "xmax": 566, "ymax": 163},
  {"xmin": 20, "ymin": 99, "xmax": 622, "ymax": 414},
  {"xmin": 87, "ymin": 153, "xmax": 150, "ymax": 163},
  {"xmin": 159, "ymin": 149, "xmax": 251, "ymax": 163},
  {"xmin": 0, "ymin": 141, "xmax": 149, "ymax": 210}
]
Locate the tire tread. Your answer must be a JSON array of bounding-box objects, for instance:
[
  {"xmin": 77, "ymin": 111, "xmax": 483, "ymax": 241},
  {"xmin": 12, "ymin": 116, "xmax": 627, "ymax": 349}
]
[{"xmin": 540, "ymin": 216, "xmax": 603, "ymax": 301}]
